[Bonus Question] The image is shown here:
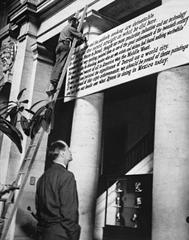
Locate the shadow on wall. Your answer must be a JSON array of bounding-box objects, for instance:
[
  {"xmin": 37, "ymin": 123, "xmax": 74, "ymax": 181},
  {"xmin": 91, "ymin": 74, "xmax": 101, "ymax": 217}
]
[{"xmin": 16, "ymin": 207, "xmax": 37, "ymax": 239}]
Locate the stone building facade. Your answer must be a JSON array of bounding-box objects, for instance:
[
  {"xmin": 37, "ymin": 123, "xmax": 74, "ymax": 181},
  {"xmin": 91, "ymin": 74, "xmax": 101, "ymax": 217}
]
[{"xmin": 0, "ymin": 0, "xmax": 189, "ymax": 240}]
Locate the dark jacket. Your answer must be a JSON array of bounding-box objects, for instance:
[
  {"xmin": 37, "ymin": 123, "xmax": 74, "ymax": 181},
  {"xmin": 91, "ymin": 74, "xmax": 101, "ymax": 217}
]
[{"xmin": 35, "ymin": 163, "xmax": 80, "ymax": 240}]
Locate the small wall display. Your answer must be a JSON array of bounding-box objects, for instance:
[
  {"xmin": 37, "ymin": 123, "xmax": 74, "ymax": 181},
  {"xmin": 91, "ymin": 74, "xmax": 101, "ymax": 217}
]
[
  {"xmin": 103, "ymin": 174, "xmax": 152, "ymax": 240},
  {"xmin": 115, "ymin": 181, "xmax": 124, "ymax": 226}
]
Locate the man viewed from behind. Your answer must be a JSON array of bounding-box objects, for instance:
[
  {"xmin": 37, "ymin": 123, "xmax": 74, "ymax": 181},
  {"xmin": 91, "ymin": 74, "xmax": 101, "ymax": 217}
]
[{"xmin": 35, "ymin": 140, "xmax": 80, "ymax": 240}]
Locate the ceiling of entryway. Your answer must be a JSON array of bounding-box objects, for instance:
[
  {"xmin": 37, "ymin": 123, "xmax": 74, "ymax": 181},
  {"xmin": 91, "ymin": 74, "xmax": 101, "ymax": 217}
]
[{"xmin": 99, "ymin": 0, "xmax": 161, "ymax": 23}]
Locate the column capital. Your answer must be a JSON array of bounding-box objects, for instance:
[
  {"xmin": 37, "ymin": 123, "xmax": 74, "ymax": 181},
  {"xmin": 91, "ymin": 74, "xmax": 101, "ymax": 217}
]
[
  {"xmin": 31, "ymin": 42, "xmax": 53, "ymax": 65},
  {"xmin": 0, "ymin": 23, "xmax": 19, "ymax": 42},
  {"xmin": 16, "ymin": 19, "xmax": 38, "ymax": 42},
  {"xmin": 83, "ymin": 10, "xmax": 119, "ymax": 40}
]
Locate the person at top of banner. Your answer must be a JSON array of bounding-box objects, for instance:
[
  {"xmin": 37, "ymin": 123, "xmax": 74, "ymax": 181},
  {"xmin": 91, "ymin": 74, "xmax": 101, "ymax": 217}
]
[{"xmin": 46, "ymin": 16, "xmax": 86, "ymax": 97}]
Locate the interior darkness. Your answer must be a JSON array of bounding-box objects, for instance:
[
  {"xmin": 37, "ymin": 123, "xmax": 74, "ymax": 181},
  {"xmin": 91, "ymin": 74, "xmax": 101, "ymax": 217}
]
[
  {"xmin": 99, "ymin": 0, "xmax": 162, "ymax": 24},
  {"xmin": 45, "ymin": 79, "xmax": 75, "ymax": 169},
  {"xmin": 98, "ymin": 76, "xmax": 157, "ymax": 195},
  {"xmin": 0, "ymin": 83, "xmax": 11, "ymax": 153}
]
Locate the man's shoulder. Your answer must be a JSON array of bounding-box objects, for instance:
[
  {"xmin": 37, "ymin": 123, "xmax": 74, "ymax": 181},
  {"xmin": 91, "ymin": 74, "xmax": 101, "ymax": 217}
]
[
  {"xmin": 53, "ymin": 166, "xmax": 76, "ymax": 185},
  {"xmin": 62, "ymin": 24, "xmax": 77, "ymax": 32},
  {"xmin": 60, "ymin": 168, "xmax": 76, "ymax": 182},
  {"xmin": 38, "ymin": 164, "xmax": 64, "ymax": 178},
  {"xmin": 37, "ymin": 167, "xmax": 75, "ymax": 187},
  {"xmin": 66, "ymin": 169, "xmax": 75, "ymax": 178},
  {"xmin": 52, "ymin": 164, "xmax": 74, "ymax": 178},
  {"xmin": 37, "ymin": 164, "xmax": 75, "ymax": 181},
  {"xmin": 61, "ymin": 24, "xmax": 72, "ymax": 32}
]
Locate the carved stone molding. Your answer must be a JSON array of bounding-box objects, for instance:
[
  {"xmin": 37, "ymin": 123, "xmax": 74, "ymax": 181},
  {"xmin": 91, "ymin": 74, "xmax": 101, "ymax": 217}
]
[
  {"xmin": 31, "ymin": 42, "xmax": 53, "ymax": 65},
  {"xmin": 9, "ymin": 1, "xmax": 37, "ymax": 26},
  {"xmin": 0, "ymin": 39, "xmax": 17, "ymax": 89}
]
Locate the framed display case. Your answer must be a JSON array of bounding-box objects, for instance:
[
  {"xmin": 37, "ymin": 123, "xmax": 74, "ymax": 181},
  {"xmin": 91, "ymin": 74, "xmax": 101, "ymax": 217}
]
[{"xmin": 103, "ymin": 174, "xmax": 152, "ymax": 240}]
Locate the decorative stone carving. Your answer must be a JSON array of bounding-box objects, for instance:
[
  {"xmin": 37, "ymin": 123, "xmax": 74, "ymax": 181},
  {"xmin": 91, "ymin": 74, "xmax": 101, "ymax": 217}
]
[{"xmin": 0, "ymin": 40, "xmax": 17, "ymax": 89}]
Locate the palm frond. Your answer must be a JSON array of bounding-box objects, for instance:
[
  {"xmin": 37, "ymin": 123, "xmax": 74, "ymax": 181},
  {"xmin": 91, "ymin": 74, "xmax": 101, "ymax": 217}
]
[
  {"xmin": 17, "ymin": 88, "xmax": 26, "ymax": 100},
  {"xmin": 0, "ymin": 117, "xmax": 23, "ymax": 153}
]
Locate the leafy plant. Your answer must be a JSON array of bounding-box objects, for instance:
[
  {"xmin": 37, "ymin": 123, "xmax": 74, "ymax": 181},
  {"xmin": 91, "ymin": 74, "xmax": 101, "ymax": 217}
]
[
  {"xmin": 0, "ymin": 116, "xmax": 23, "ymax": 153},
  {"xmin": 0, "ymin": 89, "xmax": 54, "ymax": 153},
  {"xmin": 0, "ymin": 88, "xmax": 28, "ymax": 126},
  {"xmin": 21, "ymin": 101, "xmax": 54, "ymax": 139}
]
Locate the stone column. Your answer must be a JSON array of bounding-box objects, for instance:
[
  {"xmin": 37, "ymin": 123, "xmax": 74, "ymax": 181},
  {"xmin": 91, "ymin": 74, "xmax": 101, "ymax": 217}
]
[
  {"xmin": 0, "ymin": 32, "xmax": 18, "ymax": 185},
  {"xmin": 14, "ymin": 42, "xmax": 53, "ymax": 239},
  {"xmin": 69, "ymin": 13, "xmax": 117, "ymax": 240},
  {"xmin": 152, "ymin": 2, "xmax": 189, "ymax": 240},
  {"xmin": 7, "ymin": 28, "xmax": 39, "ymax": 183},
  {"xmin": 29, "ymin": 42, "xmax": 54, "ymax": 177},
  {"xmin": 0, "ymin": 19, "xmax": 38, "ymax": 186}
]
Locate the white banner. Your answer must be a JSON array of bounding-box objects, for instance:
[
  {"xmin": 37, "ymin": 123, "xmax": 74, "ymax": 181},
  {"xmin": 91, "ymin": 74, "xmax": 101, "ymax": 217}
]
[{"xmin": 65, "ymin": 2, "xmax": 189, "ymax": 101}]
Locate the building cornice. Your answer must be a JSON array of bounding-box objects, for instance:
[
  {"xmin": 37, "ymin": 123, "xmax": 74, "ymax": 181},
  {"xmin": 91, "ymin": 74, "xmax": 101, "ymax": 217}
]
[
  {"xmin": 37, "ymin": 0, "xmax": 58, "ymax": 13},
  {"xmin": 37, "ymin": 0, "xmax": 116, "ymax": 42},
  {"xmin": 0, "ymin": 23, "xmax": 19, "ymax": 41},
  {"xmin": 8, "ymin": 1, "xmax": 37, "ymax": 25},
  {"xmin": 31, "ymin": 41, "xmax": 53, "ymax": 64}
]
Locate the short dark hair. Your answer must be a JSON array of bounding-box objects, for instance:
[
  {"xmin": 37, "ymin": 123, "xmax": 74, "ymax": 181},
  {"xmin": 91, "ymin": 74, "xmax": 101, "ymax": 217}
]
[
  {"xmin": 68, "ymin": 16, "xmax": 78, "ymax": 23},
  {"xmin": 48, "ymin": 140, "xmax": 67, "ymax": 161}
]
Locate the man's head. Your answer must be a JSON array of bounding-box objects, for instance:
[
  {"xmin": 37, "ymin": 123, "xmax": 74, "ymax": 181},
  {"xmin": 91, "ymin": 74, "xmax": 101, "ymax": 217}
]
[
  {"xmin": 68, "ymin": 16, "xmax": 79, "ymax": 28},
  {"xmin": 49, "ymin": 140, "xmax": 72, "ymax": 167}
]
